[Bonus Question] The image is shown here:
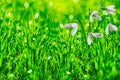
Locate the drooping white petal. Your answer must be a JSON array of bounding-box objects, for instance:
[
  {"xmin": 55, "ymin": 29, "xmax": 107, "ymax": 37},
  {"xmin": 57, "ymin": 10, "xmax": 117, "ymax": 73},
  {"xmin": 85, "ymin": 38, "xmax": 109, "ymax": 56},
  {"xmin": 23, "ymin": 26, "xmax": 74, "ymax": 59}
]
[
  {"xmin": 89, "ymin": 15, "xmax": 93, "ymax": 22},
  {"xmin": 109, "ymin": 24, "xmax": 118, "ymax": 31},
  {"xmin": 71, "ymin": 26, "xmax": 78, "ymax": 36},
  {"xmin": 71, "ymin": 23, "xmax": 78, "ymax": 28},
  {"xmin": 106, "ymin": 10, "xmax": 114, "ymax": 14},
  {"xmin": 90, "ymin": 11, "xmax": 102, "ymax": 22},
  {"xmin": 71, "ymin": 23, "xmax": 78, "ymax": 36},
  {"xmin": 92, "ymin": 33, "xmax": 103, "ymax": 38},
  {"xmin": 87, "ymin": 33, "xmax": 92, "ymax": 45},
  {"xmin": 95, "ymin": 15, "xmax": 102, "ymax": 21},
  {"xmin": 64, "ymin": 23, "xmax": 78, "ymax": 36},
  {"xmin": 91, "ymin": 11, "xmax": 98, "ymax": 15},
  {"xmin": 64, "ymin": 23, "xmax": 73, "ymax": 28},
  {"xmin": 89, "ymin": 11, "xmax": 98, "ymax": 22},
  {"xmin": 105, "ymin": 5, "xmax": 115, "ymax": 14},
  {"xmin": 87, "ymin": 32, "xmax": 103, "ymax": 45},
  {"xmin": 106, "ymin": 5, "xmax": 115, "ymax": 10},
  {"xmin": 105, "ymin": 23, "xmax": 118, "ymax": 35},
  {"xmin": 105, "ymin": 25, "xmax": 109, "ymax": 35}
]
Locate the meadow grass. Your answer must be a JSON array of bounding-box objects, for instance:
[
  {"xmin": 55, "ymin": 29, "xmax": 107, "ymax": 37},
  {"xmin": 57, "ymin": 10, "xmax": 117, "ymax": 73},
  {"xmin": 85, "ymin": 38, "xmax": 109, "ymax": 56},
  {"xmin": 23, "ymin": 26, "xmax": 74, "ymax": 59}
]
[{"xmin": 0, "ymin": 0, "xmax": 120, "ymax": 80}]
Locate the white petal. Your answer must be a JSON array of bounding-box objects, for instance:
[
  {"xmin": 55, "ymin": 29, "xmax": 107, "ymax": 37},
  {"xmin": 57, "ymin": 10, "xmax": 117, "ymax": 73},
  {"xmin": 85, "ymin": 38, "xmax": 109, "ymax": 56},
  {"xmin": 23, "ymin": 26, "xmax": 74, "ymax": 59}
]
[
  {"xmin": 64, "ymin": 23, "xmax": 73, "ymax": 28},
  {"xmin": 71, "ymin": 23, "xmax": 78, "ymax": 36},
  {"xmin": 107, "ymin": 9, "xmax": 115, "ymax": 11},
  {"xmin": 90, "ymin": 11, "xmax": 98, "ymax": 22},
  {"xmin": 64, "ymin": 23, "xmax": 78, "ymax": 28},
  {"xmin": 64, "ymin": 23, "xmax": 78, "ymax": 36},
  {"xmin": 92, "ymin": 33, "xmax": 103, "ymax": 38},
  {"xmin": 109, "ymin": 24, "xmax": 118, "ymax": 31},
  {"xmin": 95, "ymin": 15, "xmax": 102, "ymax": 21},
  {"xmin": 106, "ymin": 10, "xmax": 115, "ymax": 14},
  {"xmin": 91, "ymin": 11, "xmax": 98, "ymax": 15},
  {"xmin": 105, "ymin": 25, "xmax": 109, "ymax": 35},
  {"xmin": 105, "ymin": 5, "xmax": 115, "ymax": 14},
  {"xmin": 89, "ymin": 15, "xmax": 93, "ymax": 22},
  {"xmin": 71, "ymin": 23, "xmax": 78, "ymax": 28},
  {"xmin": 71, "ymin": 27, "xmax": 78, "ymax": 36},
  {"xmin": 90, "ymin": 11, "xmax": 102, "ymax": 22},
  {"xmin": 87, "ymin": 33, "xmax": 92, "ymax": 45},
  {"xmin": 106, "ymin": 5, "xmax": 115, "ymax": 10}
]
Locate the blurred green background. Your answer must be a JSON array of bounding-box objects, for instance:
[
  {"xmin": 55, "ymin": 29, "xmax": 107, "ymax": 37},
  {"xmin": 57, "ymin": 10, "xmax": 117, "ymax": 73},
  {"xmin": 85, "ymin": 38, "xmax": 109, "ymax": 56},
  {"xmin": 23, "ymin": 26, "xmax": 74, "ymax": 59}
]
[{"xmin": 0, "ymin": 0, "xmax": 120, "ymax": 80}]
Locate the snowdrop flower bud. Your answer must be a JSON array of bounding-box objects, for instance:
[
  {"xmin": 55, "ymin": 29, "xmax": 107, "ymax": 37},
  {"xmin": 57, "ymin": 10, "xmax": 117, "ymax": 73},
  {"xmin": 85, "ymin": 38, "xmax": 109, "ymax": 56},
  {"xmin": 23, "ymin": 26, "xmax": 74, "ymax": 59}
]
[
  {"xmin": 92, "ymin": 33, "xmax": 103, "ymax": 38},
  {"xmin": 89, "ymin": 11, "xmax": 102, "ymax": 22},
  {"xmin": 87, "ymin": 32, "xmax": 103, "ymax": 45},
  {"xmin": 105, "ymin": 5, "xmax": 115, "ymax": 14},
  {"xmin": 64, "ymin": 23, "xmax": 78, "ymax": 36},
  {"xmin": 105, "ymin": 23, "xmax": 118, "ymax": 35},
  {"xmin": 87, "ymin": 33, "xmax": 92, "ymax": 45}
]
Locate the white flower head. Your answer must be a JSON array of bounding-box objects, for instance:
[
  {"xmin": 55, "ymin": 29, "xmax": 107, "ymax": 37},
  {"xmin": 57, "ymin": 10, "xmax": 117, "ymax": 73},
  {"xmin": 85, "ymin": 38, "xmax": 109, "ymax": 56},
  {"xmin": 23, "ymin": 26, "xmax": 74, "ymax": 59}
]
[
  {"xmin": 89, "ymin": 11, "xmax": 102, "ymax": 22},
  {"xmin": 105, "ymin": 23, "xmax": 118, "ymax": 35},
  {"xmin": 88, "ymin": 33, "xmax": 92, "ymax": 45},
  {"xmin": 64, "ymin": 23, "xmax": 78, "ymax": 36},
  {"xmin": 105, "ymin": 5, "xmax": 115, "ymax": 14},
  {"xmin": 87, "ymin": 32, "xmax": 103, "ymax": 45}
]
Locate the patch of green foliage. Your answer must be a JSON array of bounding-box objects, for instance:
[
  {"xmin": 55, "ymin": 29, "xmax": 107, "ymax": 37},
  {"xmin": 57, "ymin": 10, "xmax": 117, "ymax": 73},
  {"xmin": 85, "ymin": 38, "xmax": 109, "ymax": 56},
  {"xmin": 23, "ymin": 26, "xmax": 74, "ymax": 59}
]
[{"xmin": 0, "ymin": 0, "xmax": 120, "ymax": 80}]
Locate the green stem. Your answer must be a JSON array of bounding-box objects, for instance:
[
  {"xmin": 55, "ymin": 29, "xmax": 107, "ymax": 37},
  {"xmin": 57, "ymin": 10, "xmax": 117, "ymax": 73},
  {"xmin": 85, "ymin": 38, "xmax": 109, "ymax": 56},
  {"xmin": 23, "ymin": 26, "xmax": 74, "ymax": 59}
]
[{"xmin": 77, "ymin": 18, "xmax": 87, "ymax": 44}]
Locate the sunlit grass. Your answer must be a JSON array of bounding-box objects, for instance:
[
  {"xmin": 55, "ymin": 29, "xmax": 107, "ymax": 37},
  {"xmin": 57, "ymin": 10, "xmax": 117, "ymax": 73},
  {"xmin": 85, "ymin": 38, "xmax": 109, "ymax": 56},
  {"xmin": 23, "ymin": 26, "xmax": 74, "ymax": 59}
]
[{"xmin": 0, "ymin": 0, "xmax": 120, "ymax": 80}]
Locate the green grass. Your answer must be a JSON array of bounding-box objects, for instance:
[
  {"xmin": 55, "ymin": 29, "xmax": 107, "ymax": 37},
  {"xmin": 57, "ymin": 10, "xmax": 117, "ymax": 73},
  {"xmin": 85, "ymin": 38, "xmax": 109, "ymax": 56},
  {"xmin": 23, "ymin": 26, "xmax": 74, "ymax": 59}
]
[{"xmin": 0, "ymin": 0, "xmax": 120, "ymax": 80}]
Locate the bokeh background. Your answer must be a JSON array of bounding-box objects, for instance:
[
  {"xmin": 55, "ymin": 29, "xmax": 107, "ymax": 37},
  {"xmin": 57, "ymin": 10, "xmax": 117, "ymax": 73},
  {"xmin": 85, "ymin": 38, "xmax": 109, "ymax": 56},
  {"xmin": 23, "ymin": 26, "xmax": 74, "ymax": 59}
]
[{"xmin": 0, "ymin": 0, "xmax": 120, "ymax": 80}]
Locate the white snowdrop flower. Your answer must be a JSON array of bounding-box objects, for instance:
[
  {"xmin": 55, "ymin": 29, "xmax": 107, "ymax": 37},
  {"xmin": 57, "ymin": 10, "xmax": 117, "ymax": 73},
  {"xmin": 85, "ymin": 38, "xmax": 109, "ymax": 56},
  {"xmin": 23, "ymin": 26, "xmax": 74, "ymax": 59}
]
[
  {"xmin": 66, "ymin": 71, "xmax": 71, "ymax": 74},
  {"xmin": 87, "ymin": 32, "xmax": 103, "ymax": 45},
  {"xmin": 92, "ymin": 33, "xmax": 103, "ymax": 38},
  {"xmin": 105, "ymin": 23, "xmax": 118, "ymax": 35},
  {"xmin": 64, "ymin": 23, "xmax": 78, "ymax": 36},
  {"xmin": 87, "ymin": 33, "xmax": 92, "ymax": 45},
  {"xmin": 27, "ymin": 69, "xmax": 32, "ymax": 73},
  {"xmin": 48, "ymin": 56, "xmax": 51, "ymax": 60},
  {"xmin": 105, "ymin": 5, "xmax": 115, "ymax": 14},
  {"xmin": 35, "ymin": 12, "xmax": 39, "ymax": 19},
  {"xmin": 24, "ymin": 2, "xmax": 29, "ymax": 8},
  {"xmin": 89, "ymin": 11, "xmax": 102, "ymax": 22}
]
